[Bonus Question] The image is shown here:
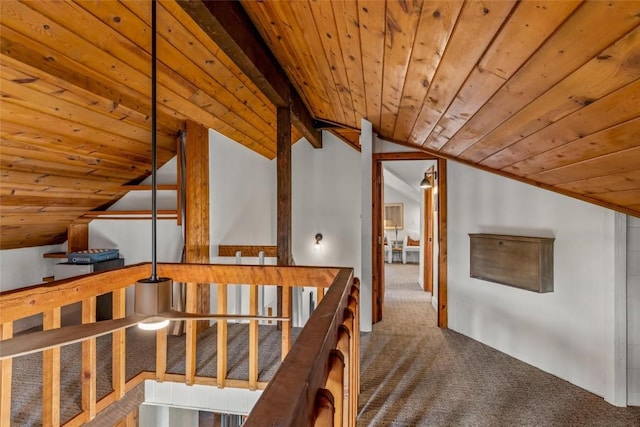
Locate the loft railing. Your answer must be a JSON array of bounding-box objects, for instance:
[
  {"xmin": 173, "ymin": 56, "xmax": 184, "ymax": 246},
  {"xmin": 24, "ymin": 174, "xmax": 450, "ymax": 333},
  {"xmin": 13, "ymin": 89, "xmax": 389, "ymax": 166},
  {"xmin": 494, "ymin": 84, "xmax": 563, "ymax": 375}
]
[{"xmin": 0, "ymin": 263, "xmax": 358, "ymax": 426}]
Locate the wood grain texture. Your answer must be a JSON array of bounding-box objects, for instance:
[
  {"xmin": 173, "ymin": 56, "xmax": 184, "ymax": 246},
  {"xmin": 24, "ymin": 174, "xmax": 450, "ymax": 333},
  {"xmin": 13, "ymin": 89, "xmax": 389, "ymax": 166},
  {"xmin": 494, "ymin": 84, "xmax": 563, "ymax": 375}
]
[{"xmin": 42, "ymin": 308, "xmax": 61, "ymax": 427}]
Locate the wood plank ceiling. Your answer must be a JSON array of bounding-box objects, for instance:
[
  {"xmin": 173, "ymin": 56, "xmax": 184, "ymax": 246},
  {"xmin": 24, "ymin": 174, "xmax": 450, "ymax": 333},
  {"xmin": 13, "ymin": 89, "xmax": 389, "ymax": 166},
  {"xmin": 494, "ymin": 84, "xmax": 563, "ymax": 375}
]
[
  {"xmin": 0, "ymin": 0, "xmax": 302, "ymax": 249},
  {"xmin": 0, "ymin": 0, "xmax": 639, "ymax": 250},
  {"xmin": 242, "ymin": 0, "xmax": 640, "ymax": 216}
]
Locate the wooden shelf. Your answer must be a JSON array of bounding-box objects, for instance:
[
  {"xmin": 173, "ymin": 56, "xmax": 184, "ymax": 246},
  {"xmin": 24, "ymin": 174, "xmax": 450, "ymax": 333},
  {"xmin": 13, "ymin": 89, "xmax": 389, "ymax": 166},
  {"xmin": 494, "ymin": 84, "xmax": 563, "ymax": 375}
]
[{"xmin": 43, "ymin": 252, "xmax": 67, "ymax": 259}]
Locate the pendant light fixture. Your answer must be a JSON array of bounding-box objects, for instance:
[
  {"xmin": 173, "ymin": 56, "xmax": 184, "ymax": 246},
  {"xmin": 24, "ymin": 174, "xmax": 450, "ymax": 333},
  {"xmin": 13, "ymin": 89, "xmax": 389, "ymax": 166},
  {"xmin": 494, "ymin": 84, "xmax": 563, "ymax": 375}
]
[{"xmin": 135, "ymin": 0, "xmax": 173, "ymax": 331}]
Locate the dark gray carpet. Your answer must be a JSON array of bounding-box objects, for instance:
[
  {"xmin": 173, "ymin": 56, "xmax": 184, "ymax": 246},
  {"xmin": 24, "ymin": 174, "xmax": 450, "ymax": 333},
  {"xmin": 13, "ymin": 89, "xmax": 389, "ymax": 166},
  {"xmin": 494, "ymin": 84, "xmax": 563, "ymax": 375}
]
[
  {"xmin": 10, "ymin": 322, "xmax": 299, "ymax": 426},
  {"xmin": 357, "ymin": 263, "xmax": 640, "ymax": 426}
]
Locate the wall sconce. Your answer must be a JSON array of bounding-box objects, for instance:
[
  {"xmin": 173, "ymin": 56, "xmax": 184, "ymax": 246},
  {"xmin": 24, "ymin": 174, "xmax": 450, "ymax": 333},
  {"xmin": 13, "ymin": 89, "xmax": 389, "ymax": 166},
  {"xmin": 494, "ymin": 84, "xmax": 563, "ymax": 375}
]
[
  {"xmin": 419, "ymin": 171, "xmax": 437, "ymax": 189},
  {"xmin": 314, "ymin": 233, "xmax": 323, "ymax": 252}
]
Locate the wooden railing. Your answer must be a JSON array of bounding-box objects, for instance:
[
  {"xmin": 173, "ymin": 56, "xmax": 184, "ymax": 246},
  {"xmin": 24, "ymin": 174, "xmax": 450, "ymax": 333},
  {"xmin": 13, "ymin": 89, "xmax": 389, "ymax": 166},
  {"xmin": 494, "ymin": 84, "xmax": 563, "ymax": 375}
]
[{"xmin": 0, "ymin": 263, "xmax": 358, "ymax": 426}]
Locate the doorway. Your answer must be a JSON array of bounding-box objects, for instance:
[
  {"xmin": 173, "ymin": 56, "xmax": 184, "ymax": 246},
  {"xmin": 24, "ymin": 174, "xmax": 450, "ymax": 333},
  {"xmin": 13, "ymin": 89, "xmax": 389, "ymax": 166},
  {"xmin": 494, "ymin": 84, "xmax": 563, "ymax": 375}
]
[{"xmin": 372, "ymin": 153, "xmax": 447, "ymax": 328}]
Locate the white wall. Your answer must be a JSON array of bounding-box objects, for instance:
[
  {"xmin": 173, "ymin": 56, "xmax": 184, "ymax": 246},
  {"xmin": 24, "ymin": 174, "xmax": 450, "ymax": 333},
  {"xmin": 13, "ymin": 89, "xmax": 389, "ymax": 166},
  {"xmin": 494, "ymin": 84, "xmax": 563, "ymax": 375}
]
[
  {"xmin": 292, "ymin": 131, "xmax": 361, "ymax": 272},
  {"xmin": 360, "ymin": 120, "xmax": 374, "ymax": 332},
  {"xmin": 384, "ymin": 186, "xmax": 420, "ymax": 243},
  {"xmin": 628, "ymin": 215, "xmax": 640, "ymax": 406},
  {"xmin": 448, "ymin": 161, "xmax": 619, "ymax": 401},
  {"xmin": 209, "ymin": 129, "xmax": 276, "ymax": 251},
  {"xmin": 0, "ymin": 244, "xmax": 64, "ymax": 331}
]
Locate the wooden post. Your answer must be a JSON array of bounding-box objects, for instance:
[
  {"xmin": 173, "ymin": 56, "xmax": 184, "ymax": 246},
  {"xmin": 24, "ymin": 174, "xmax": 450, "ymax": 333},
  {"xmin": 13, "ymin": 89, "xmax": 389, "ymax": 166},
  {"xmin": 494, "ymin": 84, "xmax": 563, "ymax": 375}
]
[
  {"xmin": 281, "ymin": 286, "xmax": 292, "ymax": 360},
  {"xmin": 112, "ymin": 289, "xmax": 126, "ymax": 399},
  {"xmin": 277, "ymin": 106, "xmax": 292, "ymax": 345},
  {"xmin": 82, "ymin": 297, "xmax": 97, "ymax": 421},
  {"xmin": 184, "ymin": 120, "xmax": 211, "ymax": 385},
  {"xmin": 67, "ymin": 222, "xmax": 89, "ymax": 253},
  {"xmin": 43, "ymin": 308, "xmax": 61, "ymax": 427},
  {"xmin": 0, "ymin": 322, "xmax": 13, "ymax": 427},
  {"xmin": 184, "ymin": 120, "xmax": 211, "ymax": 332}
]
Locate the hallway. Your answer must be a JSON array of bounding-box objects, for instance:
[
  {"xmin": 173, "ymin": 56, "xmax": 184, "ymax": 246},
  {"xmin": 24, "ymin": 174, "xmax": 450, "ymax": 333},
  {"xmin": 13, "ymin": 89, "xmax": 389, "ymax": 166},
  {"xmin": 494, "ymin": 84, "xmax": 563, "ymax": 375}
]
[{"xmin": 357, "ymin": 263, "xmax": 640, "ymax": 426}]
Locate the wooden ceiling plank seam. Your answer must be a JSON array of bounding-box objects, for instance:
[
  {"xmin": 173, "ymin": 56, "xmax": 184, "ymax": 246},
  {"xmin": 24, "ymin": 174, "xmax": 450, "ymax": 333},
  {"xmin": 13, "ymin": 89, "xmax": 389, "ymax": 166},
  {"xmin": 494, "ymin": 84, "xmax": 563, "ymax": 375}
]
[
  {"xmin": 379, "ymin": 0, "xmax": 424, "ymax": 138},
  {"xmin": 308, "ymin": 0, "xmax": 357, "ymax": 127},
  {"xmin": 556, "ymin": 170, "xmax": 640, "ymax": 196},
  {"xmin": 358, "ymin": 0, "xmax": 387, "ymax": 130},
  {"xmin": 0, "ymin": 55, "xmax": 181, "ymax": 136},
  {"xmin": 0, "ymin": 170, "xmax": 131, "ymax": 191},
  {"xmin": 528, "ymin": 145, "xmax": 640, "ymax": 186},
  {"xmin": 159, "ymin": 0, "xmax": 278, "ymax": 125},
  {"xmin": 462, "ymin": 24, "xmax": 640, "ymax": 163},
  {"xmin": 409, "ymin": 0, "xmax": 517, "ymax": 146},
  {"xmin": 391, "ymin": 0, "xmax": 463, "ymax": 142},
  {"xmin": 587, "ymin": 188, "xmax": 640, "ymax": 207},
  {"xmin": 504, "ymin": 117, "xmax": 640, "ymax": 177},
  {"xmin": 488, "ymin": 78, "xmax": 640, "ymax": 170},
  {"xmin": 423, "ymin": 0, "xmax": 580, "ymax": 150},
  {"xmin": 0, "ymin": 154, "xmax": 142, "ymax": 182},
  {"xmin": 282, "ymin": 0, "xmax": 347, "ymax": 125},
  {"xmin": 439, "ymin": 1, "xmax": 640, "ymax": 156},
  {"xmin": 0, "ymin": 194, "xmax": 117, "ymax": 208},
  {"xmin": 0, "ymin": 121, "xmax": 158, "ymax": 167},
  {"xmin": 331, "ymin": 0, "xmax": 368, "ymax": 126},
  {"xmin": 3, "ymin": 1, "xmax": 271, "ymax": 156},
  {"xmin": 0, "ymin": 101, "xmax": 174, "ymax": 162},
  {"xmin": 0, "ymin": 187, "xmax": 119, "ymax": 201}
]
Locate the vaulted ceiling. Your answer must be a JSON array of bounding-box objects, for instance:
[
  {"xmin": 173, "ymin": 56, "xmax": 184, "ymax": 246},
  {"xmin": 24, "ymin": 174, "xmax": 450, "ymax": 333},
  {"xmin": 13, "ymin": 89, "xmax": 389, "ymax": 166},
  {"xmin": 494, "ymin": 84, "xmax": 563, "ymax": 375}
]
[{"xmin": 1, "ymin": 0, "xmax": 639, "ymax": 250}]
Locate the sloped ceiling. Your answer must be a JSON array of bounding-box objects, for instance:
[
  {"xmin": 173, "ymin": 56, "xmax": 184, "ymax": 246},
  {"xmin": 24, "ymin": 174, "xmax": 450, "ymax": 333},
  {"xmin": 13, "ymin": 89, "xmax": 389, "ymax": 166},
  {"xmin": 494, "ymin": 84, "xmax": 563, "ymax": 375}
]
[
  {"xmin": 1, "ymin": 0, "xmax": 639, "ymax": 250},
  {"xmin": 242, "ymin": 0, "xmax": 640, "ymax": 215}
]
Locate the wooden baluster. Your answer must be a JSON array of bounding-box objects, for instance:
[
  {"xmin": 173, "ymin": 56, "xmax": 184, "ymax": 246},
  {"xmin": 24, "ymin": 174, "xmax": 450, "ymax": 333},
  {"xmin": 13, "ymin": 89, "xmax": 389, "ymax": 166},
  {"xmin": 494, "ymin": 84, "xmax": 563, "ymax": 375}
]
[
  {"xmin": 317, "ymin": 286, "xmax": 325, "ymax": 305},
  {"xmin": 327, "ymin": 349, "xmax": 345, "ymax": 427},
  {"xmin": 314, "ymin": 388, "xmax": 335, "ymax": 427},
  {"xmin": 342, "ymin": 307, "xmax": 356, "ymax": 425},
  {"xmin": 0, "ymin": 322, "xmax": 13, "ymax": 426},
  {"xmin": 336, "ymin": 326, "xmax": 351, "ymax": 427},
  {"xmin": 156, "ymin": 327, "xmax": 167, "ymax": 382},
  {"xmin": 43, "ymin": 308, "xmax": 61, "ymax": 427},
  {"xmin": 112, "ymin": 289, "xmax": 126, "ymax": 399},
  {"xmin": 185, "ymin": 282, "xmax": 198, "ymax": 385},
  {"xmin": 217, "ymin": 283, "xmax": 228, "ymax": 388},
  {"xmin": 125, "ymin": 406, "xmax": 138, "ymax": 426},
  {"xmin": 249, "ymin": 284, "xmax": 259, "ymax": 390},
  {"xmin": 82, "ymin": 297, "xmax": 97, "ymax": 421},
  {"xmin": 281, "ymin": 286, "xmax": 292, "ymax": 360}
]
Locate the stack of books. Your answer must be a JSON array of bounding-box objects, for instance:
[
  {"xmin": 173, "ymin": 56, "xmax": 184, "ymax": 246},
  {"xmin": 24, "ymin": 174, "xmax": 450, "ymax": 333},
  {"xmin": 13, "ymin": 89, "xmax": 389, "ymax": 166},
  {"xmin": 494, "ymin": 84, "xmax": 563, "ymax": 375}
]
[{"xmin": 67, "ymin": 249, "xmax": 119, "ymax": 264}]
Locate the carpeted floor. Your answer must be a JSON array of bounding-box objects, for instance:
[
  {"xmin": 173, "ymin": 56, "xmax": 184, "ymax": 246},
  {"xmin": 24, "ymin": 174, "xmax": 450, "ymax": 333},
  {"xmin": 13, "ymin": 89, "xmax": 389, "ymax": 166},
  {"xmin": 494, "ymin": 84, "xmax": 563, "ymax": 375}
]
[
  {"xmin": 357, "ymin": 263, "xmax": 640, "ymax": 426},
  {"xmin": 10, "ymin": 322, "xmax": 299, "ymax": 426}
]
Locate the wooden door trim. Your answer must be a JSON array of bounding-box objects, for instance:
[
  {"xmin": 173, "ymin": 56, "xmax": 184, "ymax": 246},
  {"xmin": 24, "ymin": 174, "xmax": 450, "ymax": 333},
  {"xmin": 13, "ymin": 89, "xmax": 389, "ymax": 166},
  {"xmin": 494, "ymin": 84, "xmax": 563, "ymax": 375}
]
[
  {"xmin": 424, "ymin": 165, "xmax": 435, "ymax": 294},
  {"xmin": 371, "ymin": 152, "xmax": 447, "ymax": 328}
]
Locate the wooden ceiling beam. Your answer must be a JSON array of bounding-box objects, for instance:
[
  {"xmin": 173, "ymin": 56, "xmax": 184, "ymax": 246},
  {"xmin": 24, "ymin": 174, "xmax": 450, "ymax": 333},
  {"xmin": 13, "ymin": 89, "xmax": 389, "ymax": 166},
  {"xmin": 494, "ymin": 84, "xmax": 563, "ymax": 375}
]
[{"xmin": 176, "ymin": 0, "xmax": 322, "ymax": 148}]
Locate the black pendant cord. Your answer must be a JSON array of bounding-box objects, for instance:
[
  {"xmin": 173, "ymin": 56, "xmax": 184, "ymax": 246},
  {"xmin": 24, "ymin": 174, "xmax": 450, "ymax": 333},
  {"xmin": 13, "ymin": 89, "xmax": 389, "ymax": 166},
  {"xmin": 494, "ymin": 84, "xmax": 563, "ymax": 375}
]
[{"xmin": 150, "ymin": 0, "xmax": 158, "ymax": 281}]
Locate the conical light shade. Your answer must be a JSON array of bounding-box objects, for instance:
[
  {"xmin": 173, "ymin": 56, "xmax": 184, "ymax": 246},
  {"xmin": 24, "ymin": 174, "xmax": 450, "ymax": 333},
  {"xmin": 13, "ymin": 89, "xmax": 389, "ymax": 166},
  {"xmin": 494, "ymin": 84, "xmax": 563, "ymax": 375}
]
[{"xmin": 419, "ymin": 174, "xmax": 432, "ymax": 189}]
